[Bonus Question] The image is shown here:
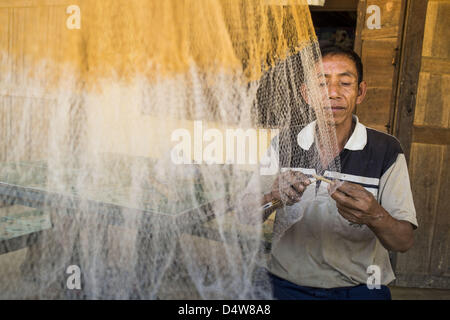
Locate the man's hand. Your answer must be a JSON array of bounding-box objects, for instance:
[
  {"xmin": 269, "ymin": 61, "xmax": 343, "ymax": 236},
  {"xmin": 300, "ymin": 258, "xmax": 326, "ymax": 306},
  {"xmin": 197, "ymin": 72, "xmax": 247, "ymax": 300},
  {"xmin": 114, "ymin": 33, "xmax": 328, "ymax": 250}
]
[
  {"xmin": 329, "ymin": 181, "xmax": 385, "ymax": 226},
  {"xmin": 329, "ymin": 181, "xmax": 414, "ymax": 253},
  {"xmin": 269, "ymin": 171, "xmax": 311, "ymax": 206}
]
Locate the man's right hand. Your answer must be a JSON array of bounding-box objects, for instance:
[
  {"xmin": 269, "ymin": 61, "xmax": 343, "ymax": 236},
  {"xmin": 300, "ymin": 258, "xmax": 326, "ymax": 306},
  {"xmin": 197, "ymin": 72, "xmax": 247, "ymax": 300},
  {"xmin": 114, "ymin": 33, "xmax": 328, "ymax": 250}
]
[{"xmin": 267, "ymin": 171, "xmax": 311, "ymax": 206}]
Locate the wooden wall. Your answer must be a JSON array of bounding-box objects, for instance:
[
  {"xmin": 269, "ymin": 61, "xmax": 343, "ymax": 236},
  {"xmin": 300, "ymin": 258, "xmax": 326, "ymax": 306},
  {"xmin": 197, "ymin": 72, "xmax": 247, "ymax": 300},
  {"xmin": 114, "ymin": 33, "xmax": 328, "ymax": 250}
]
[
  {"xmin": 351, "ymin": 0, "xmax": 449, "ymax": 289},
  {"xmin": 394, "ymin": 0, "xmax": 450, "ymax": 289},
  {"xmin": 354, "ymin": 0, "xmax": 405, "ymax": 133}
]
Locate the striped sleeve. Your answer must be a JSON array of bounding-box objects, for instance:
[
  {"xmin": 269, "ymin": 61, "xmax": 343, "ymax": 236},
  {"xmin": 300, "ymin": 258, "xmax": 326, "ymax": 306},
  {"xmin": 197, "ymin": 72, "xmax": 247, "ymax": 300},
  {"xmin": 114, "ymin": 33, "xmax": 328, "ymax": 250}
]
[{"xmin": 378, "ymin": 153, "xmax": 418, "ymax": 228}]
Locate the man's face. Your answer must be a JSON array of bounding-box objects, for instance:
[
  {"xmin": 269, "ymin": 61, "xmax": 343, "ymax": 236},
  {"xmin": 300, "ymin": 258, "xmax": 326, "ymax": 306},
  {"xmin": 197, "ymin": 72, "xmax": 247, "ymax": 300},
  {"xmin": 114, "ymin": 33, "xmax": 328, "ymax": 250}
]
[{"xmin": 321, "ymin": 54, "xmax": 366, "ymax": 127}]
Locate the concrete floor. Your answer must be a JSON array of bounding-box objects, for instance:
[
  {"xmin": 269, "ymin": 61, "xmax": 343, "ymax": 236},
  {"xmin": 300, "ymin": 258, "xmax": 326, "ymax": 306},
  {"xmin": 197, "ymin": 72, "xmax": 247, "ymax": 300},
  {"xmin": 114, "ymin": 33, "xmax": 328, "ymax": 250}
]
[{"xmin": 389, "ymin": 286, "xmax": 450, "ymax": 300}]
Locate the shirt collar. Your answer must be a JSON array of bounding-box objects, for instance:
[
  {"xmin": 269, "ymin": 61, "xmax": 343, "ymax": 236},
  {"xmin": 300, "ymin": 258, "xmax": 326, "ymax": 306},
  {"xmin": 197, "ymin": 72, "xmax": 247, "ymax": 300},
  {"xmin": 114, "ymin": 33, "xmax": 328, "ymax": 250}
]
[{"xmin": 296, "ymin": 115, "xmax": 367, "ymax": 151}]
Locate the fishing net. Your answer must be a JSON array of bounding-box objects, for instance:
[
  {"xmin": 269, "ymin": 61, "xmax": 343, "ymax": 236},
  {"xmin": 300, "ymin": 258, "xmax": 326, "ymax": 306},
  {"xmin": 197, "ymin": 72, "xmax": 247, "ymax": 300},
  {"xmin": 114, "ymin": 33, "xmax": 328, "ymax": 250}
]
[{"xmin": 0, "ymin": 0, "xmax": 339, "ymax": 299}]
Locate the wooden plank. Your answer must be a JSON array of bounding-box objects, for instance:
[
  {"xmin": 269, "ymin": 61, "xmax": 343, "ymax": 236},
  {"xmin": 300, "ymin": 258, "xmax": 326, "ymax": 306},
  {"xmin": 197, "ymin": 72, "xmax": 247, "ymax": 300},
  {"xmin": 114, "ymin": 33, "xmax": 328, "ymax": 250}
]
[
  {"xmin": 357, "ymin": 36, "xmax": 401, "ymax": 132},
  {"xmin": 356, "ymin": 87, "xmax": 391, "ymax": 132},
  {"xmin": 422, "ymin": 1, "xmax": 450, "ymax": 59},
  {"xmin": 429, "ymin": 145, "xmax": 450, "ymax": 276},
  {"xmin": 361, "ymin": 0, "xmax": 403, "ymax": 39},
  {"xmin": 353, "ymin": 0, "xmax": 366, "ymax": 56},
  {"xmin": 361, "ymin": 38, "xmax": 398, "ymax": 88},
  {"xmin": 412, "ymin": 126, "xmax": 450, "ymax": 145},
  {"xmin": 414, "ymin": 73, "xmax": 450, "ymax": 128},
  {"xmin": 387, "ymin": 0, "xmax": 407, "ymax": 136},
  {"xmin": 413, "ymin": 72, "xmax": 430, "ymax": 127},
  {"xmin": 396, "ymin": 143, "xmax": 444, "ymax": 275},
  {"xmin": 0, "ymin": 0, "xmax": 72, "ymax": 8},
  {"xmin": 421, "ymin": 1, "xmax": 440, "ymax": 58},
  {"xmin": 421, "ymin": 73, "xmax": 447, "ymax": 127},
  {"xmin": 392, "ymin": 0, "xmax": 429, "ymax": 163},
  {"xmin": 309, "ymin": 0, "xmax": 358, "ymax": 11},
  {"xmin": 421, "ymin": 57, "xmax": 450, "ymax": 74},
  {"xmin": 362, "ymin": 26, "xmax": 399, "ymax": 39}
]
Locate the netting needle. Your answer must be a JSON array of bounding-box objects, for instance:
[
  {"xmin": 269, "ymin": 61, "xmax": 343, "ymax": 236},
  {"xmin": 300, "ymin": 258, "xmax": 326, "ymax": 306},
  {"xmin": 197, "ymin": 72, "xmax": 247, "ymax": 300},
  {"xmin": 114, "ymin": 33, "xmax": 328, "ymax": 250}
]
[
  {"xmin": 311, "ymin": 174, "xmax": 333, "ymax": 184},
  {"xmin": 261, "ymin": 174, "xmax": 333, "ymax": 211}
]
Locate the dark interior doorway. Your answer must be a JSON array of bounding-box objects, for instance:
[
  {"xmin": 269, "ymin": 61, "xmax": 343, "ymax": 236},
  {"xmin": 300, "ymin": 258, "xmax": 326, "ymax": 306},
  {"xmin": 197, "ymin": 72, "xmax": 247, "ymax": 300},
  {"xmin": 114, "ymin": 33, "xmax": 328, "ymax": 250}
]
[{"xmin": 310, "ymin": 11, "xmax": 357, "ymax": 50}]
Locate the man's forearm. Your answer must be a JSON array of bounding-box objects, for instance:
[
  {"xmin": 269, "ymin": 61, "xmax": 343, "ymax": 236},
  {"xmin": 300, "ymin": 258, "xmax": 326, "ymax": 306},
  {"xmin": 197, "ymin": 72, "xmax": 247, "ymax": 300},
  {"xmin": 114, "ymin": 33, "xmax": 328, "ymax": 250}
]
[{"xmin": 368, "ymin": 210, "xmax": 414, "ymax": 253}]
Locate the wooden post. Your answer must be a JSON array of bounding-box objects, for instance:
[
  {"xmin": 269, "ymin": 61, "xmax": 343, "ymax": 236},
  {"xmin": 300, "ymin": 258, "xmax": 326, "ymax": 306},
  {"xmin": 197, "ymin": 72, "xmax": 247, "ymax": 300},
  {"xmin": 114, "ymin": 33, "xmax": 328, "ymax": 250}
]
[
  {"xmin": 392, "ymin": 0, "xmax": 429, "ymax": 163},
  {"xmin": 387, "ymin": 0, "xmax": 408, "ymax": 135},
  {"xmin": 353, "ymin": 0, "xmax": 366, "ymax": 57}
]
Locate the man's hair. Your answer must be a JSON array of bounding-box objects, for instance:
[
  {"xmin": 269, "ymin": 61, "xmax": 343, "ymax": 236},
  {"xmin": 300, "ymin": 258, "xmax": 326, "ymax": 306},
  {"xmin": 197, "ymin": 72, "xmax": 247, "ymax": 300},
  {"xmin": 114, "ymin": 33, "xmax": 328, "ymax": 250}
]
[{"xmin": 320, "ymin": 46, "xmax": 363, "ymax": 85}]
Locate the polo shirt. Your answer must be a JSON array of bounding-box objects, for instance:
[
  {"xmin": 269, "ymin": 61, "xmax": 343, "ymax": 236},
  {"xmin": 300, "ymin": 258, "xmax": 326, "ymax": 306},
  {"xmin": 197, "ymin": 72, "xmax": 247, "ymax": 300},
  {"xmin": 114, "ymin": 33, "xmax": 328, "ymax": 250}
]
[{"xmin": 250, "ymin": 115, "xmax": 418, "ymax": 289}]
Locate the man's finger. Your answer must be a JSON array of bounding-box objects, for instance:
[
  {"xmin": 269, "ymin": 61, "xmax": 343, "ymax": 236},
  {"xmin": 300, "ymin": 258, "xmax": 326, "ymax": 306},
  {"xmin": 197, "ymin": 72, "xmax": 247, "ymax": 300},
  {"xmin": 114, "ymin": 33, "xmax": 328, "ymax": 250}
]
[
  {"xmin": 278, "ymin": 186, "xmax": 301, "ymax": 204},
  {"xmin": 279, "ymin": 171, "xmax": 310, "ymax": 196},
  {"xmin": 330, "ymin": 187, "xmax": 361, "ymax": 210},
  {"xmin": 290, "ymin": 172, "xmax": 311, "ymax": 194},
  {"xmin": 291, "ymin": 182, "xmax": 306, "ymax": 195},
  {"xmin": 293, "ymin": 171, "xmax": 312, "ymax": 186},
  {"xmin": 337, "ymin": 209, "xmax": 357, "ymax": 223},
  {"xmin": 286, "ymin": 171, "xmax": 311, "ymax": 187},
  {"xmin": 336, "ymin": 204, "xmax": 365, "ymax": 224},
  {"xmin": 336, "ymin": 202, "xmax": 363, "ymax": 220},
  {"xmin": 286, "ymin": 186, "xmax": 302, "ymax": 202},
  {"xmin": 336, "ymin": 181, "xmax": 366, "ymax": 198}
]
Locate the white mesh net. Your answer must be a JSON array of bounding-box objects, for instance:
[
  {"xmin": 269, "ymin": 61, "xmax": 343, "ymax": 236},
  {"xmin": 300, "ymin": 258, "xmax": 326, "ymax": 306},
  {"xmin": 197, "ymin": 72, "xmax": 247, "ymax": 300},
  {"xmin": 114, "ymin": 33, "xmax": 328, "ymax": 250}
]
[{"xmin": 0, "ymin": 0, "xmax": 339, "ymax": 299}]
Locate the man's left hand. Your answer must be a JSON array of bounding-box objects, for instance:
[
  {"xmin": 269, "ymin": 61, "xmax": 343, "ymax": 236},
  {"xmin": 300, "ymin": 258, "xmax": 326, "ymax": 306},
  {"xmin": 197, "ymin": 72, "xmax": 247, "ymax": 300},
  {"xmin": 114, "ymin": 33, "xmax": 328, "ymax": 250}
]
[{"xmin": 329, "ymin": 181, "xmax": 386, "ymax": 226}]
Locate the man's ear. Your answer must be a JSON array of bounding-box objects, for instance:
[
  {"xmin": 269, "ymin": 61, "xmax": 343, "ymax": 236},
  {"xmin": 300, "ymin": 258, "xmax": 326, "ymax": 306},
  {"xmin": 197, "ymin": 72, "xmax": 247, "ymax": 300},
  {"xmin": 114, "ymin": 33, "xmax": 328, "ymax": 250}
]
[{"xmin": 356, "ymin": 80, "xmax": 367, "ymax": 105}]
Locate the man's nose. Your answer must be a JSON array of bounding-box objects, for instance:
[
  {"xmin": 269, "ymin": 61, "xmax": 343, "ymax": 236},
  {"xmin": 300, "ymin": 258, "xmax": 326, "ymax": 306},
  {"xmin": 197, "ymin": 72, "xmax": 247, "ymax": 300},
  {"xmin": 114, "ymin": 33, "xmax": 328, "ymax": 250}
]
[{"xmin": 327, "ymin": 82, "xmax": 340, "ymax": 99}]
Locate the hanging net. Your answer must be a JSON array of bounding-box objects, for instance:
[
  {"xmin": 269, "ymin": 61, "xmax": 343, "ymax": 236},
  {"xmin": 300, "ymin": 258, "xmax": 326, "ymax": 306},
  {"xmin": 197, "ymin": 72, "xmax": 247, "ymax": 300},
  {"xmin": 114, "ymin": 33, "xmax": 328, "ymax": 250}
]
[{"xmin": 0, "ymin": 0, "xmax": 339, "ymax": 299}]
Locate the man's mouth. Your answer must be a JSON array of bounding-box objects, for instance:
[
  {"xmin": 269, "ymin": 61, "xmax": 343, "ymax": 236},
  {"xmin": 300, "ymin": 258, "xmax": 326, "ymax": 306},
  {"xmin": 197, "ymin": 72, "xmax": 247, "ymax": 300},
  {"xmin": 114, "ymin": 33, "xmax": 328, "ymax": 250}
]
[{"xmin": 327, "ymin": 106, "xmax": 346, "ymax": 112}]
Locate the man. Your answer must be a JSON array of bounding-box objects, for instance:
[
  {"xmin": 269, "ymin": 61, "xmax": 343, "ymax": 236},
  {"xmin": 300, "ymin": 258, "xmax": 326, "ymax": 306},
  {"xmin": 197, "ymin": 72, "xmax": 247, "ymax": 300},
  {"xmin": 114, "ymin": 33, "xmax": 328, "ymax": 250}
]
[{"xmin": 252, "ymin": 46, "xmax": 417, "ymax": 300}]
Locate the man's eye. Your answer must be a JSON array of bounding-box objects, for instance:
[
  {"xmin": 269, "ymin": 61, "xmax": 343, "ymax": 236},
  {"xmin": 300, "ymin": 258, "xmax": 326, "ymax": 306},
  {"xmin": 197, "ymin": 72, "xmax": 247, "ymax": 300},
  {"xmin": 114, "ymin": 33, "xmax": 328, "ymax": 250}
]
[
  {"xmin": 341, "ymin": 82, "xmax": 352, "ymax": 86},
  {"xmin": 319, "ymin": 82, "xmax": 327, "ymax": 87}
]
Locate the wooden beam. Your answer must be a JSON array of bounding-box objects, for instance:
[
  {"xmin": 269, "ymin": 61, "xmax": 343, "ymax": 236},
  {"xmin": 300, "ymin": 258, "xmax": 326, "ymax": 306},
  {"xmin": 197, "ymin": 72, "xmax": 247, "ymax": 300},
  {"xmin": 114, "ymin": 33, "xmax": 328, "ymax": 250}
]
[
  {"xmin": 353, "ymin": 0, "xmax": 366, "ymax": 56},
  {"xmin": 392, "ymin": 0, "xmax": 430, "ymax": 163},
  {"xmin": 309, "ymin": 0, "xmax": 359, "ymax": 11},
  {"xmin": 388, "ymin": 0, "xmax": 408, "ymax": 135},
  {"xmin": 0, "ymin": 0, "xmax": 72, "ymax": 8},
  {"xmin": 412, "ymin": 126, "xmax": 450, "ymax": 145},
  {"xmin": 421, "ymin": 57, "xmax": 450, "ymax": 74}
]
